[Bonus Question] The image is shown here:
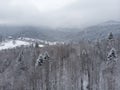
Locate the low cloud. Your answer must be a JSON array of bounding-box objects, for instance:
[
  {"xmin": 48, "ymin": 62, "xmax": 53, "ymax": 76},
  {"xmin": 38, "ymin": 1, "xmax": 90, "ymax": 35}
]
[{"xmin": 0, "ymin": 0, "xmax": 119, "ymax": 28}]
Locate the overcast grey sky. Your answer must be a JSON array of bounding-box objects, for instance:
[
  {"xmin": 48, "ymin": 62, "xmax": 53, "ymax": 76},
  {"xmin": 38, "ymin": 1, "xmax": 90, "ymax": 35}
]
[{"xmin": 0, "ymin": 0, "xmax": 120, "ymax": 28}]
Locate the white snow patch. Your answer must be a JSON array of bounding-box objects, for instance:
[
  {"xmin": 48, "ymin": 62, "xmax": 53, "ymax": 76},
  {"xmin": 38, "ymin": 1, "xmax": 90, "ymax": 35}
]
[
  {"xmin": 83, "ymin": 75, "xmax": 89, "ymax": 90},
  {"xmin": 39, "ymin": 44, "xmax": 44, "ymax": 47},
  {"xmin": 0, "ymin": 37, "xmax": 64, "ymax": 51},
  {"xmin": 18, "ymin": 37, "xmax": 64, "ymax": 46},
  {"xmin": 0, "ymin": 40, "xmax": 30, "ymax": 50}
]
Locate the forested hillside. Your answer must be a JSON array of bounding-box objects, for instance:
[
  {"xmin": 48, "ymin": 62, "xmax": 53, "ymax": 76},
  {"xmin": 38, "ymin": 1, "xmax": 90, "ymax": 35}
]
[
  {"xmin": 0, "ymin": 21, "xmax": 120, "ymax": 42},
  {"xmin": 0, "ymin": 33, "xmax": 120, "ymax": 90}
]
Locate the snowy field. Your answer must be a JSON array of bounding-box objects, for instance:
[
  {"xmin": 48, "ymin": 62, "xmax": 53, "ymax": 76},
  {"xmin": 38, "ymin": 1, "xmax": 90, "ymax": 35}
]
[
  {"xmin": 0, "ymin": 38, "xmax": 61, "ymax": 51},
  {"xmin": 0, "ymin": 40, "xmax": 30, "ymax": 50}
]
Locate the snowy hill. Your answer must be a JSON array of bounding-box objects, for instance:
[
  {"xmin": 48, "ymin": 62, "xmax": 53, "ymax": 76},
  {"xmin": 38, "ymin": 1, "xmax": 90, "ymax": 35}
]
[
  {"xmin": 18, "ymin": 37, "xmax": 64, "ymax": 45},
  {"xmin": 71, "ymin": 20, "xmax": 120, "ymax": 41},
  {"xmin": 0, "ymin": 37, "xmax": 64, "ymax": 50},
  {"xmin": 0, "ymin": 40, "xmax": 31, "ymax": 50}
]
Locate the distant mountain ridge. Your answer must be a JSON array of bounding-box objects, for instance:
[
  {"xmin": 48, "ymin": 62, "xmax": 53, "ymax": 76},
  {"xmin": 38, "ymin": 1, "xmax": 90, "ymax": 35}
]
[
  {"xmin": 0, "ymin": 20, "xmax": 120, "ymax": 42},
  {"xmin": 72, "ymin": 20, "xmax": 120, "ymax": 41}
]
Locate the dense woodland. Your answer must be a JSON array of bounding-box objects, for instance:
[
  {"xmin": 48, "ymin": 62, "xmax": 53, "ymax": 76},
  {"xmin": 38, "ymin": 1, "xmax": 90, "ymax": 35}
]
[{"xmin": 0, "ymin": 33, "xmax": 120, "ymax": 90}]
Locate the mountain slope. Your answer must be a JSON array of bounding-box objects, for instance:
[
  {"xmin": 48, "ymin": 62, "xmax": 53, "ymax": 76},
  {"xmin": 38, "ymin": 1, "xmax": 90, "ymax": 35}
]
[
  {"xmin": 72, "ymin": 20, "xmax": 120, "ymax": 41},
  {"xmin": 0, "ymin": 20, "xmax": 120, "ymax": 42}
]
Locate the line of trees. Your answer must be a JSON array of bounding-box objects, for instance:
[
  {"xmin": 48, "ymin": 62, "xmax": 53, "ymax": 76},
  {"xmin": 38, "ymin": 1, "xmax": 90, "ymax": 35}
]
[{"xmin": 0, "ymin": 33, "xmax": 120, "ymax": 90}]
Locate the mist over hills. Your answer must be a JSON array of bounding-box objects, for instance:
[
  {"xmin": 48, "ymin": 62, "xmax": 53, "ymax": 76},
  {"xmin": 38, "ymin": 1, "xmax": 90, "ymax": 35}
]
[
  {"xmin": 72, "ymin": 20, "xmax": 120, "ymax": 41},
  {"xmin": 0, "ymin": 20, "xmax": 120, "ymax": 42}
]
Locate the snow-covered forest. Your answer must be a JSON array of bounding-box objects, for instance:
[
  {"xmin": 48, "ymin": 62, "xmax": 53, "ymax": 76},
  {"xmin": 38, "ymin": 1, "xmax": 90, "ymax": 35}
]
[
  {"xmin": 0, "ymin": 33, "xmax": 120, "ymax": 90},
  {"xmin": 0, "ymin": 0, "xmax": 119, "ymax": 89}
]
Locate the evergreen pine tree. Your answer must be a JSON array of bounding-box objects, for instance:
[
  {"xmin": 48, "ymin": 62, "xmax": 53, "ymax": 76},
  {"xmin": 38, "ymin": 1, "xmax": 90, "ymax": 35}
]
[
  {"xmin": 107, "ymin": 48, "xmax": 117, "ymax": 62},
  {"xmin": 108, "ymin": 32, "xmax": 114, "ymax": 40}
]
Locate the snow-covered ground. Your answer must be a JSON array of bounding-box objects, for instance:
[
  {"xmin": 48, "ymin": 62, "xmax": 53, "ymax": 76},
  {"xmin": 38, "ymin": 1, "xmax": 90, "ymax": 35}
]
[
  {"xmin": 0, "ymin": 40, "xmax": 30, "ymax": 50},
  {"xmin": 18, "ymin": 37, "xmax": 64, "ymax": 45},
  {"xmin": 0, "ymin": 37, "xmax": 64, "ymax": 51}
]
